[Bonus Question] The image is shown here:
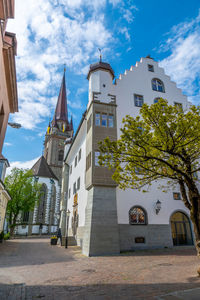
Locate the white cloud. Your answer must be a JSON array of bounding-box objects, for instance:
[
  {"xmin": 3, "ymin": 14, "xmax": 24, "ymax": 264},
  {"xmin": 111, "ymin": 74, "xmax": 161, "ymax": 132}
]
[
  {"xmin": 160, "ymin": 11, "xmax": 200, "ymax": 104},
  {"xmin": 4, "ymin": 142, "xmax": 12, "ymax": 147},
  {"xmin": 6, "ymin": 157, "xmax": 40, "ymax": 175},
  {"xmin": 7, "ymin": 0, "xmax": 113, "ymax": 130}
]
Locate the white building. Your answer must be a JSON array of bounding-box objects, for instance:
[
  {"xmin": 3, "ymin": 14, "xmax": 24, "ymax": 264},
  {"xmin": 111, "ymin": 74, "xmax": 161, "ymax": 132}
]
[{"xmin": 60, "ymin": 56, "xmax": 194, "ymax": 256}]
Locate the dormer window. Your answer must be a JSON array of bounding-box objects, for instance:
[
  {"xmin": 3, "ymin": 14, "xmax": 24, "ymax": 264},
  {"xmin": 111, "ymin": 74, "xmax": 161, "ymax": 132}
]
[{"xmin": 152, "ymin": 78, "xmax": 165, "ymax": 92}]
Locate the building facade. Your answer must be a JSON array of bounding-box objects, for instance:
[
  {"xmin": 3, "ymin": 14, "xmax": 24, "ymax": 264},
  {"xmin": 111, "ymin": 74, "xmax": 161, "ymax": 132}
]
[
  {"xmin": 15, "ymin": 70, "xmax": 73, "ymax": 236},
  {"xmin": 60, "ymin": 56, "xmax": 194, "ymax": 256},
  {"xmin": 0, "ymin": 0, "xmax": 18, "ymax": 233}
]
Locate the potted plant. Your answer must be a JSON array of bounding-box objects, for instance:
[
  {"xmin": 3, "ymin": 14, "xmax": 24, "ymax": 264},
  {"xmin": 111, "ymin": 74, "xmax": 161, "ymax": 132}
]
[{"xmin": 50, "ymin": 236, "xmax": 58, "ymax": 245}]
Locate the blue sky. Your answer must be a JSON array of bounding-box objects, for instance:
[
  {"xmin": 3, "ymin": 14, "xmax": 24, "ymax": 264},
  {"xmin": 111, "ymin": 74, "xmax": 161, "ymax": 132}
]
[{"xmin": 4, "ymin": 0, "xmax": 200, "ymax": 169}]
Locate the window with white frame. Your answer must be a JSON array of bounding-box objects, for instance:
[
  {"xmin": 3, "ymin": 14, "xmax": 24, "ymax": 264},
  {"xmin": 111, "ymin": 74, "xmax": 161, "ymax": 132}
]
[
  {"xmin": 95, "ymin": 113, "xmax": 100, "ymax": 126},
  {"xmin": 134, "ymin": 94, "xmax": 144, "ymax": 107},
  {"xmin": 101, "ymin": 114, "xmax": 107, "ymax": 127},
  {"xmin": 108, "ymin": 115, "xmax": 114, "ymax": 128},
  {"xmin": 95, "ymin": 151, "xmax": 100, "ymax": 166},
  {"xmin": 174, "ymin": 102, "xmax": 183, "ymax": 111},
  {"xmin": 152, "ymin": 78, "xmax": 165, "ymax": 92}
]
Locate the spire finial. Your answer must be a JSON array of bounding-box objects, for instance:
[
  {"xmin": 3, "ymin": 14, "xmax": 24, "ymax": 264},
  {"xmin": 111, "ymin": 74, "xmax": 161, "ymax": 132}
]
[
  {"xmin": 64, "ymin": 63, "xmax": 66, "ymax": 73},
  {"xmin": 98, "ymin": 48, "xmax": 102, "ymax": 62}
]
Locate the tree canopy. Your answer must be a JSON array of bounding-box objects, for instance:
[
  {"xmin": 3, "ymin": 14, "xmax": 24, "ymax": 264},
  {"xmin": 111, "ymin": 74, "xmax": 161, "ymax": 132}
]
[
  {"xmin": 99, "ymin": 99, "xmax": 200, "ymax": 271},
  {"xmin": 5, "ymin": 168, "xmax": 41, "ymax": 235}
]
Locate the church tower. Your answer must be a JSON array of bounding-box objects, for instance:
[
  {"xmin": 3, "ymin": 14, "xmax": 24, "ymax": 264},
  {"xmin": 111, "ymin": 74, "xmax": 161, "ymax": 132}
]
[{"xmin": 43, "ymin": 70, "xmax": 73, "ymax": 184}]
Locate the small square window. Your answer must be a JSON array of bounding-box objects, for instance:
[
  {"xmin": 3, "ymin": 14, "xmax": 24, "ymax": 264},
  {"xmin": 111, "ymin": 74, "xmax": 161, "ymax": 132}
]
[
  {"xmin": 108, "ymin": 115, "xmax": 114, "ymax": 128},
  {"xmin": 173, "ymin": 192, "xmax": 181, "ymax": 200},
  {"xmin": 174, "ymin": 102, "xmax": 183, "ymax": 111},
  {"xmin": 101, "ymin": 114, "xmax": 107, "ymax": 127},
  {"xmin": 148, "ymin": 64, "xmax": 154, "ymax": 72},
  {"xmin": 134, "ymin": 94, "xmax": 144, "ymax": 107},
  {"xmin": 95, "ymin": 113, "xmax": 100, "ymax": 126}
]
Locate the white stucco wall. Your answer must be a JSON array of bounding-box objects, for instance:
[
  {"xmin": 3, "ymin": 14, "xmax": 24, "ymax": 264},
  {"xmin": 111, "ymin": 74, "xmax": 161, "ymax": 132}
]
[
  {"xmin": 114, "ymin": 57, "xmax": 190, "ymax": 224},
  {"xmin": 66, "ymin": 120, "xmax": 88, "ymax": 229}
]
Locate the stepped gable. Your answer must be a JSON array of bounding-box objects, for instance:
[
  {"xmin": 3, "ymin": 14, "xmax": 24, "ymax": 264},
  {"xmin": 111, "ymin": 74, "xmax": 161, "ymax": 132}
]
[{"xmin": 31, "ymin": 156, "xmax": 58, "ymax": 180}]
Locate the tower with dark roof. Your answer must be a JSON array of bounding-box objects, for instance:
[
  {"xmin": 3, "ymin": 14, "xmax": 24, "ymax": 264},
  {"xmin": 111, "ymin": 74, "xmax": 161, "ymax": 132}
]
[{"xmin": 43, "ymin": 70, "xmax": 73, "ymax": 184}]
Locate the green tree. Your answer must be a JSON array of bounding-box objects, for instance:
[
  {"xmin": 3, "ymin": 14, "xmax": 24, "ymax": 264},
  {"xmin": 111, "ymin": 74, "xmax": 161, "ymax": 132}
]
[
  {"xmin": 5, "ymin": 168, "xmax": 41, "ymax": 236},
  {"xmin": 99, "ymin": 99, "xmax": 200, "ymax": 274}
]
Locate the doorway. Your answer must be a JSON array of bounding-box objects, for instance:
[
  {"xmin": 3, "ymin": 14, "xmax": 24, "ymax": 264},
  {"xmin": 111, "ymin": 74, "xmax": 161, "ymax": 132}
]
[{"xmin": 170, "ymin": 211, "xmax": 193, "ymax": 246}]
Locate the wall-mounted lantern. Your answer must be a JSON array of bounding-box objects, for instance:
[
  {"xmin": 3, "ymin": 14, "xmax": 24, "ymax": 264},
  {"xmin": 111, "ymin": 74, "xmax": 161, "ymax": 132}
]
[{"xmin": 155, "ymin": 200, "xmax": 162, "ymax": 214}]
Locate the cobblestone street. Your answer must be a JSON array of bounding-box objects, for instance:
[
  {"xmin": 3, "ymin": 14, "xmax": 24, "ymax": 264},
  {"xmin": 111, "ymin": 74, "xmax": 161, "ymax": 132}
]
[{"xmin": 0, "ymin": 238, "xmax": 200, "ymax": 299}]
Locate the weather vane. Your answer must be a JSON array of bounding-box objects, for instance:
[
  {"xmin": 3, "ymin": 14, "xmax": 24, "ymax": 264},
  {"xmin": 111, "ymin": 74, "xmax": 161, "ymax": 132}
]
[{"xmin": 98, "ymin": 48, "xmax": 102, "ymax": 62}]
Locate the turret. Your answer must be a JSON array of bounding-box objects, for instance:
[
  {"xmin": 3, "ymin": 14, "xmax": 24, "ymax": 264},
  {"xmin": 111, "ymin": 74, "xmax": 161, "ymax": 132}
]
[{"xmin": 87, "ymin": 59, "xmax": 115, "ymax": 106}]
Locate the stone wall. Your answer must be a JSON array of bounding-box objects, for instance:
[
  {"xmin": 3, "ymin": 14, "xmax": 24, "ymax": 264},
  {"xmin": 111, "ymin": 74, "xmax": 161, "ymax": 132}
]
[{"xmin": 119, "ymin": 224, "xmax": 173, "ymax": 251}]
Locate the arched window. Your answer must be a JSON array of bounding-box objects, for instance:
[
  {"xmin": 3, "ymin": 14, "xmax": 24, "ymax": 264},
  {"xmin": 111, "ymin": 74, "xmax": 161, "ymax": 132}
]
[
  {"xmin": 50, "ymin": 184, "xmax": 56, "ymax": 225},
  {"xmin": 129, "ymin": 206, "xmax": 147, "ymax": 225},
  {"xmin": 152, "ymin": 78, "xmax": 165, "ymax": 92},
  {"xmin": 37, "ymin": 184, "xmax": 47, "ymax": 224},
  {"xmin": 58, "ymin": 150, "xmax": 64, "ymax": 161}
]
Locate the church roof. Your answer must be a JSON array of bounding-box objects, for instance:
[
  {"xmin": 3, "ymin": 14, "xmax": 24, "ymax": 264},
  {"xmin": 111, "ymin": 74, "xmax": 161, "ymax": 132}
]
[
  {"xmin": 53, "ymin": 71, "xmax": 68, "ymax": 123},
  {"xmin": 31, "ymin": 156, "xmax": 58, "ymax": 181},
  {"xmin": 87, "ymin": 61, "xmax": 115, "ymax": 80}
]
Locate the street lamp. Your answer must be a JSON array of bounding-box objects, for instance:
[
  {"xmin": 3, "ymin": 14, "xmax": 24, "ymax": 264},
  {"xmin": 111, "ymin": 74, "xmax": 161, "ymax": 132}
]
[{"xmin": 65, "ymin": 209, "xmax": 70, "ymax": 248}]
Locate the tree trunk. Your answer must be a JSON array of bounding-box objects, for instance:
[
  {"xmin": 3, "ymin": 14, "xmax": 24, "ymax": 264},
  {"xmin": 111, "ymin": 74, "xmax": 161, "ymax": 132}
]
[{"xmin": 186, "ymin": 183, "xmax": 200, "ymax": 276}]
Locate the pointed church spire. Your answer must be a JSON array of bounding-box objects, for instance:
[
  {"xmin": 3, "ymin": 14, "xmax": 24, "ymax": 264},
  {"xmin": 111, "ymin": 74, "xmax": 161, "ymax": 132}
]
[{"xmin": 53, "ymin": 69, "xmax": 68, "ymax": 124}]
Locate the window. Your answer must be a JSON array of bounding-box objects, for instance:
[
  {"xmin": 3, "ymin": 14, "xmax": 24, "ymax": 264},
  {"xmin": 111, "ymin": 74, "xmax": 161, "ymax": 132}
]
[
  {"xmin": 108, "ymin": 115, "xmax": 114, "ymax": 128},
  {"xmin": 75, "ymin": 156, "xmax": 77, "ymax": 167},
  {"xmin": 134, "ymin": 94, "xmax": 144, "ymax": 107},
  {"xmin": 73, "ymin": 182, "xmax": 76, "ymax": 195},
  {"xmin": 87, "ymin": 114, "xmax": 92, "ymax": 132},
  {"xmin": 86, "ymin": 152, "xmax": 91, "ymax": 171},
  {"xmin": 78, "ymin": 149, "xmax": 82, "ymax": 161},
  {"xmin": 58, "ymin": 150, "xmax": 64, "ymax": 161},
  {"xmin": 174, "ymin": 102, "xmax": 183, "ymax": 111},
  {"xmin": 77, "ymin": 177, "xmax": 80, "ymax": 190},
  {"xmin": 22, "ymin": 212, "xmax": 29, "ymax": 223},
  {"xmin": 148, "ymin": 64, "xmax": 154, "ymax": 72},
  {"xmin": 70, "ymin": 165, "xmax": 72, "ymax": 174},
  {"xmin": 154, "ymin": 97, "xmax": 161, "ymax": 103},
  {"xmin": 173, "ymin": 192, "xmax": 181, "ymax": 200},
  {"xmin": 102, "ymin": 114, "xmax": 107, "ymax": 127},
  {"xmin": 129, "ymin": 206, "xmax": 147, "ymax": 225},
  {"xmin": 95, "ymin": 113, "xmax": 100, "ymax": 126},
  {"xmin": 68, "ymin": 188, "xmax": 71, "ymax": 199},
  {"xmin": 95, "ymin": 151, "xmax": 100, "ymax": 166},
  {"xmin": 152, "ymin": 78, "xmax": 165, "ymax": 92}
]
